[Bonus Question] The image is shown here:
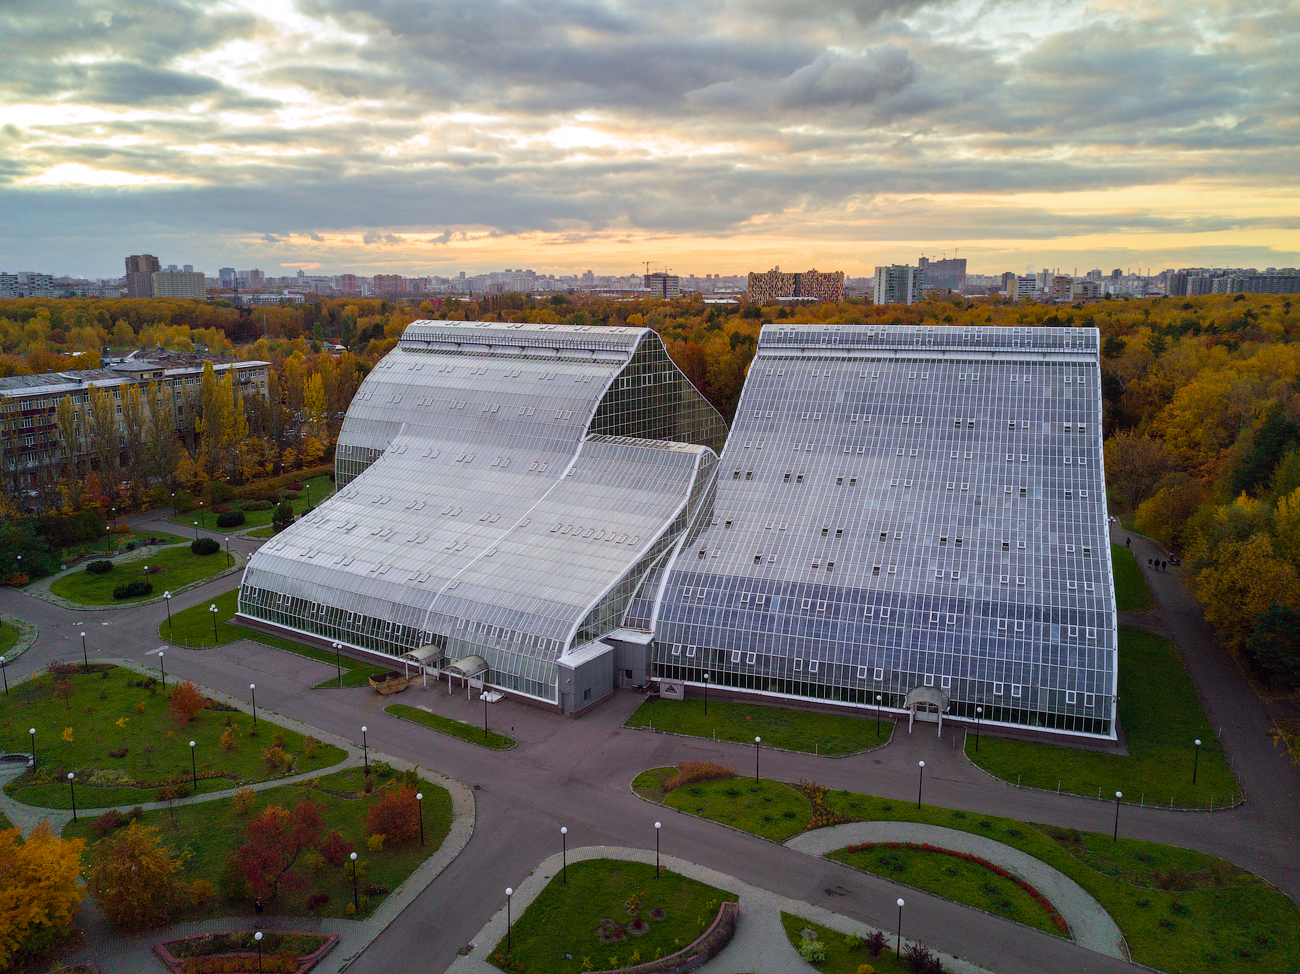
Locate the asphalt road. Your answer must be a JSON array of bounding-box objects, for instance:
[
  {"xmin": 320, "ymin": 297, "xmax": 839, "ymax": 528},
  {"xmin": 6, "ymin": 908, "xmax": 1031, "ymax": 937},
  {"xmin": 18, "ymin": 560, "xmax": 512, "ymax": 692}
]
[{"xmin": 1, "ymin": 514, "xmax": 1297, "ymax": 974}]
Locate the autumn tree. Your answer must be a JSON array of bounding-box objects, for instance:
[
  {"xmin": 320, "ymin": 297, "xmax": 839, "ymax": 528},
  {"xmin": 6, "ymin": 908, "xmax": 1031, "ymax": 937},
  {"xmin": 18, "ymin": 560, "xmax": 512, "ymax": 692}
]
[
  {"xmin": 1195, "ymin": 533, "xmax": 1300, "ymax": 652},
  {"xmin": 144, "ymin": 379, "xmax": 181, "ymax": 485},
  {"xmin": 0, "ymin": 822, "xmax": 86, "ymax": 967},
  {"xmin": 120, "ymin": 384, "xmax": 148, "ymax": 501},
  {"xmin": 86, "ymin": 385, "xmax": 119, "ymax": 491},
  {"xmin": 233, "ymin": 801, "xmax": 323, "ymax": 901},
  {"xmin": 86, "ymin": 821, "xmax": 186, "ymax": 931},
  {"xmin": 168, "ymin": 680, "xmax": 207, "ymax": 724},
  {"xmin": 364, "ymin": 784, "xmax": 420, "ymax": 845},
  {"xmin": 1104, "ymin": 431, "xmax": 1180, "ymax": 512}
]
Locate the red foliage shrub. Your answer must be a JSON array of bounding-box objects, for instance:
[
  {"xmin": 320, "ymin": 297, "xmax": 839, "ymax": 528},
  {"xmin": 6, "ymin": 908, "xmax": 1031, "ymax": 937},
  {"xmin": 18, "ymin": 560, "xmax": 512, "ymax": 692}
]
[
  {"xmin": 662, "ymin": 761, "xmax": 735, "ymax": 791},
  {"xmin": 364, "ymin": 784, "xmax": 420, "ymax": 844},
  {"xmin": 168, "ymin": 680, "xmax": 207, "ymax": 725},
  {"xmin": 319, "ymin": 830, "xmax": 353, "ymax": 867}
]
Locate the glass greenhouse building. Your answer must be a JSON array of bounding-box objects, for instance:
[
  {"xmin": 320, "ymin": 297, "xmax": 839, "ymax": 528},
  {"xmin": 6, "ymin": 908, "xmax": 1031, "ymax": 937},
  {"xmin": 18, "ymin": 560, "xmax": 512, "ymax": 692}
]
[{"xmin": 239, "ymin": 320, "xmax": 1117, "ymax": 737}]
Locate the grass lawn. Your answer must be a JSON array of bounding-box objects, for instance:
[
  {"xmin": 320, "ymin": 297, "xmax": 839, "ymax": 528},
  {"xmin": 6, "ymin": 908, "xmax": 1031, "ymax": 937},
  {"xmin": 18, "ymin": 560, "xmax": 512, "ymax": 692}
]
[
  {"xmin": 625, "ymin": 698, "xmax": 892, "ymax": 756},
  {"xmin": 0, "ymin": 667, "xmax": 345, "ymax": 809},
  {"xmin": 827, "ymin": 844, "xmax": 1064, "ymax": 937},
  {"xmin": 780, "ymin": 913, "xmax": 913, "ymax": 974},
  {"xmin": 60, "ymin": 528, "xmax": 190, "ymax": 563},
  {"xmin": 245, "ymin": 525, "xmax": 275, "ymax": 539},
  {"xmin": 489, "ymin": 859, "xmax": 736, "ymax": 974},
  {"xmin": 966, "ymin": 628, "xmax": 1240, "ymax": 808},
  {"xmin": 1111, "ymin": 544, "xmax": 1156, "ymax": 612},
  {"xmin": 0, "ymin": 620, "xmax": 18, "ymax": 656},
  {"xmin": 159, "ymin": 588, "xmax": 393, "ymax": 688},
  {"xmin": 62, "ymin": 767, "xmax": 452, "ymax": 921},
  {"xmin": 634, "ymin": 768, "xmax": 1300, "ymax": 974},
  {"xmin": 634, "ymin": 767, "xmax": 810, "ymax": 842},
  {"xmin": 385, "ymin": 703, "xmax": 515, "ymax": 749},
  {"xmin": 170, "ymin": 475, "xmax": 334, "ymax": 532},
  {"xmin": 50, "ymin": 545, "xmax": 233, "ymax": 606},
  {"xmin": 0, "ymin": 808, "xmax": 12, "ymax": 831}
]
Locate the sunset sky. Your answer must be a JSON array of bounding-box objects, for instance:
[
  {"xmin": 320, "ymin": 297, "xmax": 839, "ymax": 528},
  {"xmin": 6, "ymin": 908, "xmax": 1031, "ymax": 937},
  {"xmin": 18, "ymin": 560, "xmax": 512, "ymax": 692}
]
[{"xmin": 2, "ymin": 0, "xmax": 1298, "ymax": 279}]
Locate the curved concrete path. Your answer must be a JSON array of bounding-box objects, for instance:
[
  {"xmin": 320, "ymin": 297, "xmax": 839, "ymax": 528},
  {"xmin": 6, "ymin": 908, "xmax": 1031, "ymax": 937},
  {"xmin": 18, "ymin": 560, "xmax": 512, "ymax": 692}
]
[
  {"xmin": 443, "ymin": 845, "xmax": 998, "ymax": 974},
  {"xmin": 788, "ymin": 823, "xmax": 1126, "ymax": 960}
]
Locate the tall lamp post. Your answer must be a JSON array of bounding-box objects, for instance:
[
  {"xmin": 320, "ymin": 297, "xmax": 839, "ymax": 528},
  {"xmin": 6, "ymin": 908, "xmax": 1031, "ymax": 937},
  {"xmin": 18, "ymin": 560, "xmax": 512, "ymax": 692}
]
[
  {"xmin": 29, "ymin": 728, "xmax": 35, "ymax": 769},
  {"xmin": 754, "ymin": 736, "xmax": 761, "ymax": 781},
  {"xmin": 250, "ymin": 683, "xmax": 257, "ymax": 727},
  {"xmin": 224, "ymin": 536, "xmax": 231, "ymax": 567},
  {"xmin": 896, "ymin": 898, "xmax": 905, "ymax": 959},
  {"xmin": 67, "ymin": 772, "xmax": 78, "ymax": 822},
  {"xmin": 80, "ymin": 631, "xmax": 89, "ymax": 673},
  {"xmin": 254, "ymin": 931, "xmax": 263, "ymax": 973},
  {"xmin": 1192, "ymin": 739, "xmax": 1202, "ymax": 784},
  {"xmin": 416, "ymin": 792, "xmax": 425, "ymax": 846},
  {"xmin": 560, "ymin": 827, "xmax": 568, "ymax": 885},
  {"xmin": 654, "ymin": 821, "xmax": 662, "ymax": 879},
  {"xmin": 505, "ymin": 887, "xmax": 514, "ymax": 953},
  {"xmin": 0, "ymin": 656, "xmax": 8, "ymax": 695},
  {"xmin": 332, "ymin": 642, "xmax": 342, "ymax": 687},
  {"xmin": 349, "ymin": 852, "xmax": 359, "ymax": 912},
  {"xmin": 361, "ymin": 725, "xmax": 369, "ymax": 775},
  {"xmin": 163, "ymin": 591, "xmax": 173, "ymax": 628},
  {"xmin": 484, "ymin": 691, "xmax": 489, "ymax": 741},
  {"xmin": 193, "ymin": 520, "xmax": 199, "ymax": 540},
  {"xmin": 1113, "ymin": 791, "xmax": 1123, "ymax": 842},
  {"xmin": 702, "ymin": 671, "xmax": 709, "ymax": 716},
  {"xmin": 916, "ymin": 760, "xmax": 926, "ymax": 809},
  {"xmin": 158, "ymin": 650, "xmax": 165, "ymax": 690},
  {"xmin": 974, "ymin": 706, "xmax": 983, "ymax": 752},
  {"xmin": 876, "ymin": 692, "xmax": 882, "ymax": 736},
  {"xmin": 189, "ymin": 740, "xmax": 197, "ymax": 789},
  {"xmin": 209, "ymin": 603, "xmax": 219, "ymax": 642}
]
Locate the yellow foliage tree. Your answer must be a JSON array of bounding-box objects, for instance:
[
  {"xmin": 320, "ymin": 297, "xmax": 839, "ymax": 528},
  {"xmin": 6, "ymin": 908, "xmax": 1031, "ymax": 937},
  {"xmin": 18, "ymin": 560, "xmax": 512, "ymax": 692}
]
[
  {"xmin": 0, "ymin": 823, "xmax": 86, "ymax": 968},
  {"xmin": 86, "ymin": 821, "xmax": 186, "ymax": 931},
  {"xmin": 1195, "ymin": 533, "xmax": 1300, "ymax": 651}
]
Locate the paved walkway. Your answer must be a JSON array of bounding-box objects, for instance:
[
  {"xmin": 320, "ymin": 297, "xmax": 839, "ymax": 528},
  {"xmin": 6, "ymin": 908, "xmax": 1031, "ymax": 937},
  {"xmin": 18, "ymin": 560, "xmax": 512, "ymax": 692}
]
[
  {"xmin": 444, "ymin": 846, "xmax": 998, "ymax": 974},
  {"xmin": 788, "ymin": 822, "xmax": 1126, "ymax": 960}
]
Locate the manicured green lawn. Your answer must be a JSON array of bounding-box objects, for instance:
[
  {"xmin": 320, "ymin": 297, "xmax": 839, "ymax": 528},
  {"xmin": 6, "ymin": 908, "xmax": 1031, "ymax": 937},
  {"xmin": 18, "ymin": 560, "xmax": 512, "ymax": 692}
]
[
  {"xmin": 634, "ymin": 768, "xmax": 1300, "ymax": 974},
  {"xmin": 489, "ymin": 859, "xmax": 736, "ymax": 974},
  {"xmin": 246, "ymin": 525, "xmax": 275, "ymax": 539},
  {"xmin": 50, "ymin": 545, "xmax": 233, "ymax": 606},
  {"xmin": 1111, "ymin": 544, "xmax": 1155, "ymax": 611},
  {"xmin": 0, "ymin": 621, "xmax": 18, "ymax": 656},
  {"xmin": 62, "ymin": 767, "xmax": 452, "ymax": 921},
  {"xmin": 0, "ymin": 808, "xmax": 12, "ymax": 831},
  {"xmin": 625, "ymin": 698, "xmax": 891, "ymax": 755},
  {"xmin": 170, "ymin": 475, "xmax": 334, "ymax": 532},
  {"xmin": 634, "ymin": 767, "xmax": 810, "ymax": 842},
  {"xmin": 966, "ymin": 628, "xmax": 1240, "ymax": 808},
  {"xmin": 1, "ymin": 667, "xmax": 345, "ymax": 809},
  {"xmin": 386, "ymin": 704, "xmax": 515, "ymax": 749},
  {"xmin": 159, "ymin": 588, "xmax": 393, "ymax": 688},
  {"xmin": 780, "ymin": 913, "xmax": 912, "ymax": 974},
  {"xmin": 61, "ymin": 529, "xmax": 190, "ymax": 563},
  {"xmin": 827, "ymin": 844, "xmax": 1064, "ymax": 936}
]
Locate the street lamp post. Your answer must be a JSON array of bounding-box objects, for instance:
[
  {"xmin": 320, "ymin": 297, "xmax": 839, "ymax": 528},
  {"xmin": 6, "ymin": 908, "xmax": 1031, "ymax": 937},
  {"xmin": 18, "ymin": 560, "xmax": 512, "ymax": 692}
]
[
  {"xmin": 1192, "ymin": 739, "xmax": 1202, "ymax": 785},
  {"xmin": 702, "ymin": 671, "xmax": 709, "ymax": 716},
  {"xmin": 29, "ymin": 728, "xmax": 35, "ymax": 769},
  {"xmin": 876, "ymin": 692, "xmax": 882, "ymax": 736},
  {"xmin": 505, "ymin": 887, "xmax": 514, "ymax": 953},
  {"xmin": 361, "ymin": 725, "xmax": 369, "ymax": 775},
  {"xmin": 896, "ymin": 898, "xmax": 905, "ymax": 959},
  {"xmin": 193, "ymin": 520, "xmax": 199, "ymax": 540},
  {"xmin": 654, "ymin": 821, "xmax": 662, "ymax": 879},
  {"xmin": 159, "ymin": 650, "xmax": 165, "ymax": 690},
  {"xmin": 754, "ymin": 736, "xmax": 761, "ymax": 781},
  {"xmin": 974, "ymin": 706, "xmax": 983, "ymax": 752},
  {"xmin": 209, "ymin": 603, "xmax": 219, "ymax": 642},
  {"xmin": 250, "ymin": 684, "xmax": 257, "ymax": 727},
  {"xmin": 0, "ymin": 656, "xmax": 8, "ymax": 695},
  {"xmin": 163, "ymin": 591, "xmax": 173, "ymax": 628},
  {"xmin": 484, "ymin": 691, "xmax": 489, "ymax": 741},
  {"xmin": 68, "ymin": 772, "xmax": 78, "ymax": 822},
  {"xmin": 349, "ymin": 852, "xmax": 359, "ymax": 912},
  {"xmin": 224, "ymin": 536, "xmax": 231, "ymax": 567},
  {"xmin": 916, "ymin": 760, "xmax": 926, "ymax": 809},
  {"xmin": 333, "ymin": 642, "xmax": 342, "ymax": 687},
  {"xmin": 1113, "ymin": 791, "xmax": 1123, "ymax": 842},
  {"xmin": 189, "ymin": 740, "xmax": 197, "ymax": 788},
  {"xmin": 560, "ymin": 827, "xmax": 568, "ymax": 885},
  {"xmin": 254, "ymin": 931, "xmax": 263, "ymax": 973},
  {"xmin": 417, "ymin": 792, "xmax": 424, "ymax": 846},
  {"xmin": 80, "ymin": 631, "xmax": 89, "ymax": 673}
]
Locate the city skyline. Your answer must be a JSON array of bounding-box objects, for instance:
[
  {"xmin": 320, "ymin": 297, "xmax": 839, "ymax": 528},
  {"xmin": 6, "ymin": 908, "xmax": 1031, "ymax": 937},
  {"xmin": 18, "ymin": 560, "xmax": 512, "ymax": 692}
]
[{"xmin": 2, "ymin": 0, "xmax": 1297, "ymax": 278}]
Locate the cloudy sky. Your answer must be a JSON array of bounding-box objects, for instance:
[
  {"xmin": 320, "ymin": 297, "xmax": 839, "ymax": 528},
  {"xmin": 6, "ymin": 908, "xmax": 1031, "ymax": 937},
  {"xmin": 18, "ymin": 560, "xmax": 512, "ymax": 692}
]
[{"xmin": 2, "ymin": 0, "xmax": 1298, "ymax": 279}]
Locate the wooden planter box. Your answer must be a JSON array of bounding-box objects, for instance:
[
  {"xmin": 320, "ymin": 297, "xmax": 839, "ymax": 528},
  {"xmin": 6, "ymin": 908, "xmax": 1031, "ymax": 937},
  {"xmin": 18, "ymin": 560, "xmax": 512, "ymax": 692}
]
[{"xmin": 369, "ymin": 671, "xmax": 409, "ymax": 695}]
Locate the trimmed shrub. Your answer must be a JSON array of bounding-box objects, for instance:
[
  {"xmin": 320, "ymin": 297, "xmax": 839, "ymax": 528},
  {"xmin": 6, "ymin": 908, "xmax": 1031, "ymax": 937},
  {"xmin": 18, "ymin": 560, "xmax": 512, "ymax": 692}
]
[
  {"xmin": 85, "ymin": 559, "xmax": 113, "ymax": 575},
  {"xmin": 240, "ymin": 499, "xmax": 273, "ymax": 512},
  {"xmin": 191, "ymin": 537, "xmax": 221, "ymax": 556},
  {"xmin": 215, "ymin": 511, "xmax": 245, "ymax": 528},
  {"xmin": 113, "ymin": 579, "xmax": 153, "ymax": 599},
  {"xmin": 284, "ymin": 482, "xmax": 305, "ymax": 492}
]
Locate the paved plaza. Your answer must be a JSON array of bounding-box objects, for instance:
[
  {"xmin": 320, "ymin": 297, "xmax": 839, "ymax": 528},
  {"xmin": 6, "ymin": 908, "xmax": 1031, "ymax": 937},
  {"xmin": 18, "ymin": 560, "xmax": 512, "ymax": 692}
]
[{"xmin": 0, "ymin": 511, "xmax": 1297, "ymax": 974}]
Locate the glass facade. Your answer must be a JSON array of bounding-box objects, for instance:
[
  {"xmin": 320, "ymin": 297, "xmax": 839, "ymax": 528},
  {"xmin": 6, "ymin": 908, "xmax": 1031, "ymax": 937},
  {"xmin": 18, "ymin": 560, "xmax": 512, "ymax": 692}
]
[
  {"xmin": 649, "ymin": 324, "xmax": 1118, "ymax": 740},
  {"xmin": 239, "ymin": 321, "xmax": 726, "ymax": 708}
]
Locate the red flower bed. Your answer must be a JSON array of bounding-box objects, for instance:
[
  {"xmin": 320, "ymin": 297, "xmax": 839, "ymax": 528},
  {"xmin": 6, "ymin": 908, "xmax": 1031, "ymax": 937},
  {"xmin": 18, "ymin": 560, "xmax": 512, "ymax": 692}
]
[{"xmin": 843, "ymin": 841, "xmax": 1070, "ymax": 933}]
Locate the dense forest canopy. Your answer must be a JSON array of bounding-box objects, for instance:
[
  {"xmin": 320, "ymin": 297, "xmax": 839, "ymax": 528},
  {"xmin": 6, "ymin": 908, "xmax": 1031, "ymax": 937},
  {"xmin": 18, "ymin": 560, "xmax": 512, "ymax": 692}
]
[{"xmin": 3, "ymin": 289, "xmax": 1299, "ymax": 686}]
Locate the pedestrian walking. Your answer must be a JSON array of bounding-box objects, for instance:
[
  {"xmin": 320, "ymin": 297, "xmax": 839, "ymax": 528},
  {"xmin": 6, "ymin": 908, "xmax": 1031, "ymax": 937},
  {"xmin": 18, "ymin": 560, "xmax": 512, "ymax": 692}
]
[
  {"xmin": 1126, "ymin": 536, "xmax": 1131, "ymax": 548},
  {"xmin": 1161, "ymin": 560, "xmax": 1166, "ymax": 571},
  {"xmin": 254, "ymin": 897, "xmax": 263, "ymax": 926}
]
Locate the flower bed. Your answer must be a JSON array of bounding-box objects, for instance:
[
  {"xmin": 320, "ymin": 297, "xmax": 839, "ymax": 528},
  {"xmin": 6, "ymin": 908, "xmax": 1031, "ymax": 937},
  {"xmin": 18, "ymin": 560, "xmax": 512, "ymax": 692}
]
[
  {"xmin": 842, "ymin": 841, "xmax": 1069, "ymax": 934},
  {"xmin": 154, "ymin": 931, "xmax": 337, "ymax": 974},
  {"xmin": 589, "ymin": 901, "xmax": 737, "ymax": 974}
]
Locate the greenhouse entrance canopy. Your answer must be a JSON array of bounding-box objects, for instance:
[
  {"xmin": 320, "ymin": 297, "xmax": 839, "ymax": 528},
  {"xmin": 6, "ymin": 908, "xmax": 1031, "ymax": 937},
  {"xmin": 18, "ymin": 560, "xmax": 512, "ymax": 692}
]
[
  {"xmin": 905, "ymin": 686, "xmax": 950, "ymax": 735},
  {"xmin": 445, "ymin": 655, "xmax": 489, "ymax": 680}
]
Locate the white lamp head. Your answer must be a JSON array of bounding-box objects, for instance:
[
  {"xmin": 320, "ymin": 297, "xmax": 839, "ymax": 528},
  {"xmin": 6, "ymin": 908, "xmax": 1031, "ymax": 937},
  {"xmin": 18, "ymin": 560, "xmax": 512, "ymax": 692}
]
[
  {"xmin": 897, "ymin": 897, "xmax": 905, "ymax": 907},
  {"xmin": 506, "ymin": 887, "xmax": 513, "ymax": 896},
  {"xmin": 416, "ymin": 792, "xmax": 423, "ymax": 800}
]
